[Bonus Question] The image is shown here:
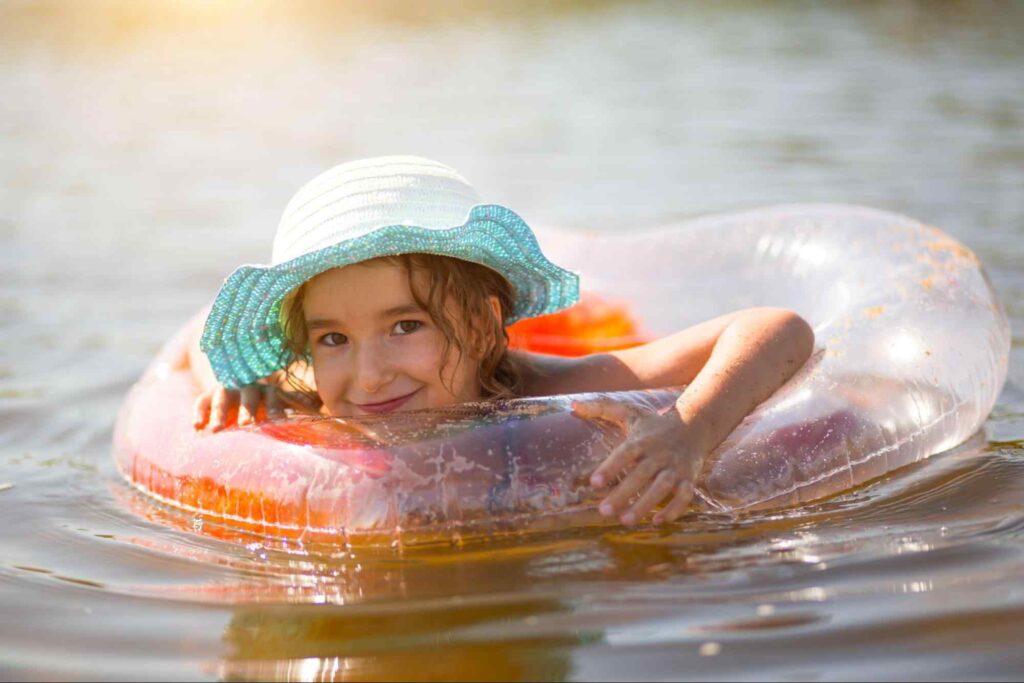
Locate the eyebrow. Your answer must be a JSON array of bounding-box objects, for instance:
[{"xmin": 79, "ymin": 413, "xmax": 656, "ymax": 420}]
[{"xmin": 305, "ymin": 303, "xmax": 425, "ymax": 331}]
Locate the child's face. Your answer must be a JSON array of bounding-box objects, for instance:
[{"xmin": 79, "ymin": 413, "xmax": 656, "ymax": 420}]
[{"xmin": 303, "ymin": 260, "xmax": 490, "ymax": 417}]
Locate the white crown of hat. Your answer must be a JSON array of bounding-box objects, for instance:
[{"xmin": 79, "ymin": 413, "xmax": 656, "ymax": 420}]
[{"xmin": 271, "ymin": 156, "xmax": 483, "ymax": 265}]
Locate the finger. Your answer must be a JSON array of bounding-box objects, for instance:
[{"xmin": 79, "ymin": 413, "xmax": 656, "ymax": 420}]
[
  {"xmin": 591, "ymin": 439, "xmax": 644, "ymax": 489},
  {"xmin": 193, "ymin": 393, "xmax": 212, "ymax": 430},
  {"xmin": 653, "ymin": 481, "xmax": 695, "ymax": 524},
  {"xmin": 239, "ymin": 385, "xmax": 262, "ymax": 426},
  {"xmin": 210, "ymin": 388, "xmax": 239, "ymax": 432},
  {"xmin": 598, "ymin": 456, "xmax": 662, "ymax": 519},
  {"xmin": 265, "ymin": 387, "xmax": 285, "ymax": 419},
  {"xmin": 621, "ymin": 468, "xmax": 679, "ymax": 525},
  {"xmin": 571, "ymin": 399, "xmax": 649, "ymax": 433}
]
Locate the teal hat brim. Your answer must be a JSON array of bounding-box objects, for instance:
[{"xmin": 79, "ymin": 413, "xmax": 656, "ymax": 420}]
[{"xmin": 200, "ymin": 204, "xmax": 580, "ymax": 389}]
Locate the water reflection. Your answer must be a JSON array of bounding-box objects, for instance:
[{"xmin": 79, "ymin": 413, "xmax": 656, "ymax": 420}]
[{"xmin": 217, "ymin": 599, "xmax": 576, "ymax": 682}]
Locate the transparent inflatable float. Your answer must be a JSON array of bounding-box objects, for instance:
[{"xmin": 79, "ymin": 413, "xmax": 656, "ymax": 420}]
[{"xmin": 113, "ymin": 205, "xmax": 1010, "ymax": 545}]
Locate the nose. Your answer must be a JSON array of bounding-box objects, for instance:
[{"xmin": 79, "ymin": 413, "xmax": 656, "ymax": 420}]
[{"xmin": 352, "ymin": 340, "xmax": 394, "ymax": 395}]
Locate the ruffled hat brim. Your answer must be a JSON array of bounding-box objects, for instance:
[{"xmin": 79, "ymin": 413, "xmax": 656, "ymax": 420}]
[{"xmin": 200, "ymin": 204, "xmax": 580, "ymax": 389}]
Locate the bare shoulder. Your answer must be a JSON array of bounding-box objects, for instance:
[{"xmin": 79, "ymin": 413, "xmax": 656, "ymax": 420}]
[
  {"xmin": 509, "ymin": 349, "xmax": 635, "ymax": 397},
  {"xmin": 509, "ymin": 350, "xmax": 568, "ymax": 397}
]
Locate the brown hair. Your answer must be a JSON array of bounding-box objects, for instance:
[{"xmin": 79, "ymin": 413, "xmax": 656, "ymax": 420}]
[{"xmin": 277, "ymin": 254, "xmax": 521, "ymax": 406}]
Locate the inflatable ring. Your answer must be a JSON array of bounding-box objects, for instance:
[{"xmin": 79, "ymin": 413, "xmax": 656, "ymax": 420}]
[{"xmin": 113, "ymin": 205, "xmax": 1009, "ymax": 546}]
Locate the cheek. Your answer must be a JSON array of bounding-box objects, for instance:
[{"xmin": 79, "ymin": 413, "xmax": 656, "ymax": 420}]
[
  {"xmin": 309, "ymin": 335, "xmax": 446, "ymax": 393},
  {"xmin": 309, "ymin": 352, "xmax": 345, "ymax": 405},
  {"xmin": 399, "ymin": 332, "xmax": 449, "ymax": 379},
  {"xmin": 432, "ymin": 343, "xmax": 481, "ymax": 400},
  {"xmin": 393, "ymin": 330, "xmax": 466, "ymax": 398}
]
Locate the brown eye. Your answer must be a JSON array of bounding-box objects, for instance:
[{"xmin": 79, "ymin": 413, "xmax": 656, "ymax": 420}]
[
  {"xmin": 319, "ymin": 332, "xmax": 348, "ymax": 347},
  {"xmin": 392, "ymin": 320, "xmax": 422, "ymax": 335}
]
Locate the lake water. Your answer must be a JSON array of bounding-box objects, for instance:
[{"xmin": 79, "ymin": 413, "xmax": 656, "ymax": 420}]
[{"xmin": 2, "ymin": 1, "xmax": 1024, "ymax": 680}]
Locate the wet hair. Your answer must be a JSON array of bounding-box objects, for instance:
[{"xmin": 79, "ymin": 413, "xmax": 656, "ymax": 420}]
[{"xmin": 277, "ymin": 254, "xmax": 521, "ymax": 407}]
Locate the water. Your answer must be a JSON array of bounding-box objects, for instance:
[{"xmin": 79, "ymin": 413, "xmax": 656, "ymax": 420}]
[{"xmin": 2, "ymin": 1, "xmax": 1023, "ymax": 679}]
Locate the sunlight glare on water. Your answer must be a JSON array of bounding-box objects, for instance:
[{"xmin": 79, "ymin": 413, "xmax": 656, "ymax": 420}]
[{"xmin": 1, "ymin": 1, "xmax": 1024, "ymax": 680}]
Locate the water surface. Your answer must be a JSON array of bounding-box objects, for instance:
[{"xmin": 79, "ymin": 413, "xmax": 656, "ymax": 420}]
[{"xmin": 2, "ymin": 1, "xmax": 1024, "ymax": 680}]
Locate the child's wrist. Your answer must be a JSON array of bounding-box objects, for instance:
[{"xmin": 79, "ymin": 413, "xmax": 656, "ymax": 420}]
[{"xmin": 671, "ymin": 398, "xmax": 717, "ymax": 459}]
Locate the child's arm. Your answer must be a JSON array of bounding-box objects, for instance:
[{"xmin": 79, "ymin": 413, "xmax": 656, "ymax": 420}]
[
  {"xmin": 515, "ymin": 307, "xmax": 815, "ymax": 524},
  {"xmin": 187, "ymin": 307, "xmax": 303, "ymax": 431}
]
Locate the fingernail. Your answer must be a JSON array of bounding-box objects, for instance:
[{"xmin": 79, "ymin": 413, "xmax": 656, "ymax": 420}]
[
  {"xmin": 599, "ymin": 502, "xmax": 614, "ymax": 517},
  {"xmin": 591, "ymin": 474, "xmax": 605, "ymax": 488},
  {"xmin": 621, "ymin": 512, "xmax": 636, "ymax": 525}
]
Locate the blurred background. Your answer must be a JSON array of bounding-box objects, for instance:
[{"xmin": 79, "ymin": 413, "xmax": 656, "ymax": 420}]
[
  {"xmin": 4, "ymin": 1, "xmax": 1022, "ymax": 328},
  {"xmin": 2, "ymin": 1, "xmax": 1023, "ymax": 680}
]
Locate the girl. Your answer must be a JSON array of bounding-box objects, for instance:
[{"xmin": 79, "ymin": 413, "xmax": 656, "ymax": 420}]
[{"xmin": 191, "ymin": 156, "xmax": 814, "ymax": 525}]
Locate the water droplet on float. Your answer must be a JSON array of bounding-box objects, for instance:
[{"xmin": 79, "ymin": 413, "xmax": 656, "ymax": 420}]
[
  {"xmin": 390, "ymin": 525, "xmax": 404, "ymax": 552},
  {"xmin": 245, "ymin": 542, "xmax": 268, "ymax": 561},
  {"xmin": 192, "ymin": 514, "xmax": 204, "ymax": 532}
]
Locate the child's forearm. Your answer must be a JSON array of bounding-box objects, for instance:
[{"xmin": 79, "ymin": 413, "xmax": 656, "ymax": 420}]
[
  {"xmin": 673, "ymin": 309, "xmax": 815, "ymax": 456},
  {"xmin": 577, "ymin": 308, "xmax": 815, "ymax": 525}
]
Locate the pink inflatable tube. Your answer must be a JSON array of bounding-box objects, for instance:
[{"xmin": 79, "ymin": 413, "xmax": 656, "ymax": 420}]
[{"xmin": 113, "ymin": 205, "xmax": 1009, "ymax": 545}]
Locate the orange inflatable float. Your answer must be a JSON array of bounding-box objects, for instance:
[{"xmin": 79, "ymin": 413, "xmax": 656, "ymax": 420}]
[
  {"xmin": 114, "ymin": 294, "xmax": 657, "ymax": 546},
  {"xmin": 114, "ymin": 206, "xmax": 1009, "ymax": 547}
]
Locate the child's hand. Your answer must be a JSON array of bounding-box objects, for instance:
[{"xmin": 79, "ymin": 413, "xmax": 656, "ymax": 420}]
[
  {"xmin": 193, "ymin": 384, "xmax": 285, "ymax": 432},
  {"xmin": 572, "ymin": 398, "xmax": 704, "ymax": 525}
]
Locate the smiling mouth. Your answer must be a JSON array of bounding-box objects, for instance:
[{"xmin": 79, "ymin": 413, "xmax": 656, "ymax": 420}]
[{"xmin": 354, "ymin": 389, "xmax": 421, "ymax": 414}]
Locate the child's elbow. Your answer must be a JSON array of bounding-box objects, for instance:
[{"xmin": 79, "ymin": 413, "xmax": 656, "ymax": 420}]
[{"xmin": 772, "ymin": 309, "xmax": 815, "ymax": 363}]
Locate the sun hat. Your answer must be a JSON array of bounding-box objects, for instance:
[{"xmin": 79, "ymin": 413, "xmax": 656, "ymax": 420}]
[{"xmin": 200, "ymin": 155, "xmax": 580, "ymax": 389}]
